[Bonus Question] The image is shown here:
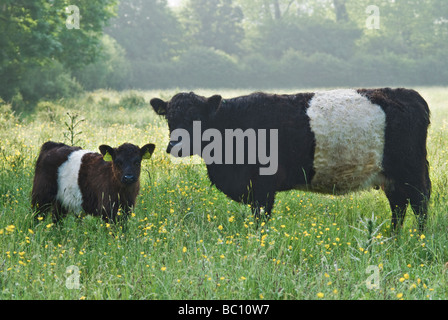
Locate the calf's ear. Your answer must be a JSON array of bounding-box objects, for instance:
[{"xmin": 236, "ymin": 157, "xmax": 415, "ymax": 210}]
[
  {"xmin": 150, "ymin": 98, "xmax": 168, "ymax": 116},
  {"xmin": 141, "ymin": 144, "xmax": 156, "ymax": 160},
  {"xmin": 99, "ymin": 145, "xmax": 115, "ymax": 162}
]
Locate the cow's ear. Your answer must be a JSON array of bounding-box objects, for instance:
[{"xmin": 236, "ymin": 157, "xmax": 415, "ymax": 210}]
[
  {"xmin": 141, "ymin": 144, "xmax": 156, "ymax": 160},
  {"xmin": 99, "ymin": 145, "xmax": 115, "ymax": 162},
  {"xmin": 206, "ymin": 95, "xmax": 222, "ymax": 115},
  {"xmin": 150, "ymin": 98, "xmax": 168, "ymax": 116}
]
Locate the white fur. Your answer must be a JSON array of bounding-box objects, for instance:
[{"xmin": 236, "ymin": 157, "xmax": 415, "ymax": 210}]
[
  {"xmin": 306, "ymin": 89, "xmax": 386, "ymax": 194},
  {"xmin": 56, "ymin": 150, "xmax": 92, "ymax": 214}
]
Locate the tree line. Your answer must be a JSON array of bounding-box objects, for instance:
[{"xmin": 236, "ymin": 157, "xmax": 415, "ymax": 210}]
[{"xmin": 1, "ymin": 0, "xmax": 447, "ymax": 109}]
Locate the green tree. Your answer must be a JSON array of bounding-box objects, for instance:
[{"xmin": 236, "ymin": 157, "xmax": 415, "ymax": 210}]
[
  {"xmin": 106, "ymin": 0, "xmax": 183, "ymax": 88},
  {"xmin": 347, "ymin": 0, "xmax": 448, "ymax": 58},
  {"xmin": 72, "ymin": 34, "xmax": 131, "ymax": 91},
  {"xmin": 180, "ymin": 0, "xmax": 245, "ymax": 55},
  {"xmin": 106, "ymin": 0, "xmax": 182, "ymax": 62},
  {"xmin": 237, "ymin": 0, "xmax": 361, "ymax": 59},
  {"xmin": 0, "ymin": 0, "xmax": 117, "ymax": 103}
]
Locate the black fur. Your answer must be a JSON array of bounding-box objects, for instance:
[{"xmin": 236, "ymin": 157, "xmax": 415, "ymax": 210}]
[
  {"xmin": 358, "ymin": 88, "xmax": 431, "ymax": 231},
  {"xmin": 151, "ymin": 88, "xmax": 431, "ymax": 231}
]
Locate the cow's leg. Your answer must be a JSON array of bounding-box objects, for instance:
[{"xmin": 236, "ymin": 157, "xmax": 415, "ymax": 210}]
[
  {"xmin": 384, "ymin": 182, "xmax": 409, "ymax": 232},
  {"xmin": 248, "ymin": 178, "xmax": 276, "ymax": 225},
  {"xmin": 250, "ymin": 191, "xmax": 275, "ymax": 221},
  {"xmin": 409, "ymin": 165, "xmax": 431, "ymax": 233},
  {"xmin": 31, "ymin": 189, "xmax": 56, "ymax": 224},
  {"xmin": 385, "ymin": 177, "xmax": 430, "ymax": 233},
  {"xmin": 52, "ymin": 201, "xmax": 68, "ymax": 224},
  {"xmin": 409, "ymin": 190, "xmax": 430, "ymax": 234},
  {"xmin": 31, "ymin": 201, "xmax": 53, "ymax": 223}
]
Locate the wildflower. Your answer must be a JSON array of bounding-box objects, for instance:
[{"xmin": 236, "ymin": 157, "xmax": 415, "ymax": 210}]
[
  {"xmin": 182, "ymin": 247, "xmax": 187, "ymax": 253},
  {"xmin": 161, "ymin": 266, "xmax": 167, "ymax": 271},
  {"xmin": 396, "ymin": 293, "xmax": 403, "ymax": 299},
  {"xmin": 317, "ymin": 292, "xmax": 324, "ymax": 299},
  {"xmin": 403, "ymin": 273, "xmax": 410, "ymax": 280}
]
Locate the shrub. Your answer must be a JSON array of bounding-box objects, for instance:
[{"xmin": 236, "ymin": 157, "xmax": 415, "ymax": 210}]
[
  {"xmin": 175, "ymin": 47, "xmax": 241, "ymax": 88},
  {"xmin": 73, "ymin": 35, "xmax": 131, "ymax": 91},
  {"xmin": 19, "ymin": 62, "xmax": 82, "ymax": 105},
  {"xmin": 118, "ymin": 92, "xmax": 147, "ymax": 109}
]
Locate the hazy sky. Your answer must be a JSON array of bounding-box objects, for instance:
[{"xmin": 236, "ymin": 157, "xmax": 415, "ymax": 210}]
[{"xmin": 167, "ymin": 0, "xmax": 182, "ymax": 7}]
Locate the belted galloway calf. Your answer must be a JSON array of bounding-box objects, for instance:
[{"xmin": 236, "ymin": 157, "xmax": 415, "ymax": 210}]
[
  {"xmin": 150, "ymin": 88, "xmax": 431, "ymax": 231},
  {"xmin": 32, "ymin": 141, "xmax": 155, "ymax": 223}
]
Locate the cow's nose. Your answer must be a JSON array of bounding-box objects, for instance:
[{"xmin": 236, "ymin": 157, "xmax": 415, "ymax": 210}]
[
  {"xmin": 167, "ymin": 141, "xmax": 182, "ymax": 155},
  {"xmin": 122, "ymin": 175, "xmax": 137, "ymax": 184},
  {"xmin": 166, "ymin": 143, "xmax": 173, "ymax": 154}
]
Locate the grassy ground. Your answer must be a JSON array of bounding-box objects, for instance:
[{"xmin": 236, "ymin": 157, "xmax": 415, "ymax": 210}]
[{"xmin": 1, "ymin": 87, "xmax": 448, "ymax": 300}]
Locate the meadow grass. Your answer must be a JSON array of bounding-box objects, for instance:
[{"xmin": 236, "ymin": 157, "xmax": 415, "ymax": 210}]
[{"xmin": 1, "ymin": 87, "xmax": 448, "ymax": 300}]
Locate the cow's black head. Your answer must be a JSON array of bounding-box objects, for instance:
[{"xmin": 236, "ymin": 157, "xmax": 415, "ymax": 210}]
[
  {"xmin": 150, "ymin": 92, "xmax": 222, "ymax": 157},
  {"xmin": 99, "ymin": 143, "xmax": 156, "ymax": 185}
]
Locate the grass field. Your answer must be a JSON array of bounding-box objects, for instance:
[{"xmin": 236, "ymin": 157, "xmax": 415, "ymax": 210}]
[{"xmin": 1, "ymin": 87, "xmax": 448, "ymax": 300}]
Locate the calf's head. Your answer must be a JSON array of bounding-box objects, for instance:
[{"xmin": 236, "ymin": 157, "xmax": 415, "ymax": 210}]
[
  {"xmin": 150, "ymin": 92, "xmax": 221, "ymax": 157},
  {"xmin": 99, "ymin": 143, "xmax": 155, "ymax": 185}
]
